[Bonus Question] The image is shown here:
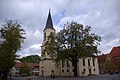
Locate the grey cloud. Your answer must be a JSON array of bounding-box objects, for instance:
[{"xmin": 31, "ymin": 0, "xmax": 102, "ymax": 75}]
[
  {"xmin": 0, "ymin": 0, "xmax": 120, "ymax": 56},
  {"xmin": 55, "ymin": 0, "xmax": 120, "ymax": 53}
]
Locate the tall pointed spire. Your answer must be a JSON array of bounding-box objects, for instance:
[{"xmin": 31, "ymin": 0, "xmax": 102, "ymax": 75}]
[{"xmin": 44, "ymin": 9, "xmax": 55, "ymax": 30}]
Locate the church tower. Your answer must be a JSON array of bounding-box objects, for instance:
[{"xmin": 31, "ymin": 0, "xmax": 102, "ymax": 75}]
[
  {"xmin": 39, "ymin": 10, "xmax": 60, "ymax": 77},
  {"xmin": 41, "ymin": 9, "xmax": 55, "ymax": 59},
  {"xmin": 43, "ymin": 9, "xmax": 55, "ymax": 42},
  {"xmin": 39, "ymin": 10, "xmax": 100, "ymax": 77}
]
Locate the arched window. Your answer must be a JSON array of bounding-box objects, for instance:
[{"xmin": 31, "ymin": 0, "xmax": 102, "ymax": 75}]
[
  {"xmin": 93, "ymin": 59, "xmax": 95, "ymax": 66},
  {"xmin": 83, "ymin": 58, "xmax": 85, "ymax": 66},
  {"xmin": 62, "ymin": 60, "xmax": 65, "ymax": 68},
  {"xmin": 88, "ymin": 59, "xmax": 90, "ymax": 66},
  {"xmin": 44, "ymin": 33, "xmax": 46, "ymax": 41},
  {"xmin": 67, "ymin": 60, "xmax": 69, "ymax": 67},
  {"xmin": 51, "ymin": 70, "xmax": 54, "ymax": 73}
]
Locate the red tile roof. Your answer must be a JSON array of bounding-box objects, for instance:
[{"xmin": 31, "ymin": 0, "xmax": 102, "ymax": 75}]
[
  {"xmin": 15, "ymin": 62, "xmax": 22, "ymax": 68},
  {"xmin": 97, "ymin": 54, "xmax": 108, "ymax": 62},
  {"xmin": 14, "ymin": 62, "xmax": 39, "ymax": 68},
  {"xmin": 27, "ymin": 63, "xmax": 39, "ymax": 69},
  {"xmin": 110, "ymin": 46, "xmax": 120, "ymax": 57}
]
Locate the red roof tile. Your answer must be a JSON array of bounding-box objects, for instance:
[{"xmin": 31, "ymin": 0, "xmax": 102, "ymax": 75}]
[
  {"xmin": 14, "ymin": 62, "xmax": 39, "ymax": 68},
  {"xmin": 15, "ymin": 62, "xmax": 22, "ymax": 68},
  {"xmin": 27, "ymin": 63, "xmax": 39, "ymax": 69},
  {"xmin": 97, "ymin": 54, "xmax": 108, "ymax": 61},
  {"xmin": 110, "ymin": 46, "xmax": 120, "ymax": 57}
]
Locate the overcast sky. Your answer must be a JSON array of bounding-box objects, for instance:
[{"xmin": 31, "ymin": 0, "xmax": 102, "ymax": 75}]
[{"xmin": 0, "ymin": 0, "xmax": 120, "ymax": 57}]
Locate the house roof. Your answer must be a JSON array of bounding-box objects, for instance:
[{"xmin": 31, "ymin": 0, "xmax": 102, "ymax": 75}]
[
  {"xmin": 15, "ymin": 62, "xmax": 39, "ymax": 68},
  {"xmin": 15, "ymin": 62, "xmax": 22, "ymax": 68},
  {"xmin": 27, "ymin": 63, "xmax": 39, "ymax": 68},
  {"xmin": 97, "ymin": 54, "xmax": 108, "ymax": 62},
  {"xmin": 110, "ymin": 46, "xmax": 120, "ymax": 57}
]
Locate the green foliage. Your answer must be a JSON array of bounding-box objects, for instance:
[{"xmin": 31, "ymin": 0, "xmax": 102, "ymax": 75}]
[
  {"xmin": 105, "ymin": 60, "xmax": 116, "ymax": 73},
  {"xmin": 44, "ymin": 21, "xmax": 101, "ymax": 76},
  {"xmin": 45, "ymin": 21, "xmax": 101, "ymax": 61},
  {"xmin": 18, "ymin": 55, "xmax": 41, "ymax": 63},
  {"xmin": 0, "ymin": 20, "xmax": 25, "ymax": 78},
  {"xmin": 0, "ymin": 77, "xmax": 5, "ymax": 80},
  {"xmin": 19, "ymin": 62, "xmax": 30, "ymax": 75}
]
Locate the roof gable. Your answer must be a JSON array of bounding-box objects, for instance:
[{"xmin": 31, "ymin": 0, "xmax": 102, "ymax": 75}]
[
  {"xmin": 97, "ymin": 54, "xmax": 108, "ymax": 61},
  {"xmin": 110, "ymin": 46, "xmax": 120, "ymax": 57}
]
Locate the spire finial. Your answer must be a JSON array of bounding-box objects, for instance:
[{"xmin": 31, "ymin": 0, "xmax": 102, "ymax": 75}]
[{"xmin": 49, "ymin": 7, "xmax": 50, "ymax": 12}]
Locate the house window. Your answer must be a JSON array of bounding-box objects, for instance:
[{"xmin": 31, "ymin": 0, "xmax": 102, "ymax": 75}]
[
  {"xmin": 94, "ymin": 68, "xmax": 95, "ymax": 71},
  {"xmin": 88, "ymin": 59, "xmax": 90, "ymax": 66},
  {"xmin": 83, "ymin": 58, "xmax": 85, "ymax": 66},
  {"xmin": 93, "ymin": 59, "xmax": 95, "ymax": 66}
]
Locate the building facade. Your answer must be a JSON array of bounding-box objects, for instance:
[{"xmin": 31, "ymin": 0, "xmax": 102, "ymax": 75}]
[
  {"xmin": 97, "ymin": 54, "xmax": 108, "ymax": 74},
  {"xmin": 39, "ymin": 10, "xmax": 99, "ymax": 77},
  {"xmin": 11, "ymin": 61, "xmax": 39, "ymax": 76},
  {"xmin": 98, "ymin": 46, "xmax": 120, "ymax": 74},
  {"xmin": 109, "ymin": 46, "xmax": 120, "ymax": 72}
]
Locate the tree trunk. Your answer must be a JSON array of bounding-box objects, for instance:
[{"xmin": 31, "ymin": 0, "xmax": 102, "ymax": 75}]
[{"xmin": 72, "ymin": 61, "xmax": 78, "ymax": 77}]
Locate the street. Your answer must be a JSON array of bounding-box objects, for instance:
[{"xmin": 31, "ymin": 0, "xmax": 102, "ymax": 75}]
[{"xmin": 11, "ymin": 74, "xmax": 120, "ymax": 80}]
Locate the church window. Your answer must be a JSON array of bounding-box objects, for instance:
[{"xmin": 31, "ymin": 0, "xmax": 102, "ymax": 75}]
[
  {"xmin": 62, "ymin": 70, "xmax": 64, "ymax": 73},
  {"xmin": 50, "ymin": 32, "xmax": 55, "ymax": 37},
  {"xmin": 83, "ymin": 58, "xmax": 85, "ymax": 66},
  {"xmin": 83, "ymin": 69, "xmax": 86, "ymax": 72},
  {"xmin": 93, "ymin": 59, "xmax": 95, "ymax": 66},
  {"xmin": 62, "ymin": 60, "xmax": 64, "ymax": 68},
  {"xmin": 44, "ymin": 33, "xmax": 46, "ymax": 41},
  {"xmin": 50, "ymin": 32, "xmax": 54, "ymax": 37},
  {"xmin": 67, "ymin": 69, "xmax": 69, "ymax": 72},
  {"xmin": 82, "ymin": 69, "xmax": 86, "ymax": 74},
  {"xmin": 67, "ymin": 60, "xmax": 69, "ymax": 67},
  {"xmin": 50, "ymin": 32, "xmax": 53, "ymax": 35},
  {"xmin": 51, "ymin": 70, "xmax": 54, "ymax": 73},
  {"xmin": 88, "ymin": 59, "xmax": 90, "ymax": 66}
]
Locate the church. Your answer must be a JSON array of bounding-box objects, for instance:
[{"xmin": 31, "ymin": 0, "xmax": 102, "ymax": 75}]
[{"xmin": 39, "ymin": 10, "xmax": 99, "ymax": 77}]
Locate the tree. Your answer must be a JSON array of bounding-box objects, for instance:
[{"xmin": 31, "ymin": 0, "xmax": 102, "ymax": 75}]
[
  {"xmin": 20, "ymin": 62, "xmax": 30, "ymax": 75},
  {"xmin": 44, "ymin": 21, "xmax": 101, "ymax": 76},
  {"xmin": 18, "ymin": 55, "xmax": 41, "ymax": 63},
  {"xmin": 0, "ymin": 20, "xmax": 25, "ymax": 79},
  {"xmin": 105, "ymin": 60, "xmax": 116, "ymax": 74}
]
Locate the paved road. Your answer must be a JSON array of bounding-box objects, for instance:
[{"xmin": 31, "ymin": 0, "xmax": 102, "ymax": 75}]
[{"xmin": 11, "ymin": 74, "xmax": 120, "ymax": 80}]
